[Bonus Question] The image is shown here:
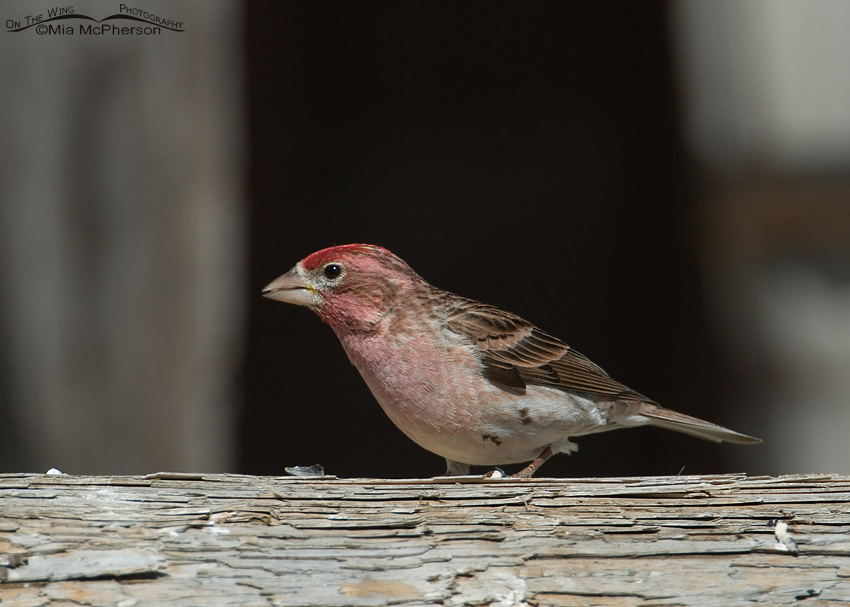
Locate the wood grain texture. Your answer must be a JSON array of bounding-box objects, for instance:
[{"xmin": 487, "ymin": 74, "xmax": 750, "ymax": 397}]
[{"xmin": 1, "ymin": 473, "xmax": 849, "ymax": 606}]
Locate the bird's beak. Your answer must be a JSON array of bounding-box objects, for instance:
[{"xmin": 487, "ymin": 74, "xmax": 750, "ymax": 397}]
[{"xmin": 262, "ymin": 266, "xmax": 316, "ymax": 307}]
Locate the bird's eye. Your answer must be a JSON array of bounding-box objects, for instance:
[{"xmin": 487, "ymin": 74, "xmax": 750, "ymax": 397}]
[{"xmin": 323, "ymin": 263, "xmax": 342, "ymax": 280}]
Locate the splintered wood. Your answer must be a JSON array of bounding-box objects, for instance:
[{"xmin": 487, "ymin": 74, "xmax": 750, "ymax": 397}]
[{"xmin": 1, "ymin": 473, "xmax": 849, "ymax": 606}]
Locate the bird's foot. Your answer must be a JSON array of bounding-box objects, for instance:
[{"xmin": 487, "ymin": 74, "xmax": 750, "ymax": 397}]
[
  {"xmin": 444, "ymin": 459, "xmax": 471, "ymax": 476},
  {"xmin": 510, "ymin": 446, "xmax": 554, "ymax": 478}
]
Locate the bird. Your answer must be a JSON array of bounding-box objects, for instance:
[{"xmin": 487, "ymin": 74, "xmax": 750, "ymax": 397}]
[{"xmin": 263, "ymin": 244, "xmax": 760, "ymax": 478}]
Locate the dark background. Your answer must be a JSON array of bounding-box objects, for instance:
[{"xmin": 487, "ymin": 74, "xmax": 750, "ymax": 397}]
[{"xmin": 241, "ymin": 2, "xmax": 738, "ymax": 478}]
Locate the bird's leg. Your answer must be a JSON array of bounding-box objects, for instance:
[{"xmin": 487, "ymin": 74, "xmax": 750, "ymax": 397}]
[
  {"xmin": 444, "ymin": 459, "xmax": 470, "ymax": 476},
  {"xmin": 511, "ymin": 446, "xmax": 554, "ymax": 478}
]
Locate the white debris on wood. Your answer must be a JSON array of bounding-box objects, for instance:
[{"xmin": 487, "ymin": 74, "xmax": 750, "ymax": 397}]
[{"xmin": 773, "ymin": 519, "xmax": 800, "ymax": 554}]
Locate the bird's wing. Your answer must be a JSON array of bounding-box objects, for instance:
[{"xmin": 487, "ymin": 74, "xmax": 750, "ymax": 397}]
[
  {"xmin": 444, "ymin": 299, "xmax": 762, "ymax": 444},
  {"xmin": 445, "ymin": 300, "xmax": 648, "ymax": 400}
]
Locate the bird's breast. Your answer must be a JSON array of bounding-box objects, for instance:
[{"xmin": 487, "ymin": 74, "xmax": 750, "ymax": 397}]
[{"xmin": 337, "ymin": 325, "xmax": 508, "ymax": 451}]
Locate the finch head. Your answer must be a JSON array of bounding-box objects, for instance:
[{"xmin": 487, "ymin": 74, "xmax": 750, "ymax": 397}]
[{"xmin": 262, "ymin": 244, "xmax": 422, "ymax": 333}]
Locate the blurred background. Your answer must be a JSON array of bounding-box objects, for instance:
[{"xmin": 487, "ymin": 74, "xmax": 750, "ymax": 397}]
[{"xmin": 1, "ymin": 0, "xmax": 848, "ymax": 478}]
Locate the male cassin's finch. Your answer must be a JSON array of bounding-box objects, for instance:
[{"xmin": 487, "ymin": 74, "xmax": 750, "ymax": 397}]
[{"xmin": 263, "ymin": 244, "xmax": 760, "ymax": 477}]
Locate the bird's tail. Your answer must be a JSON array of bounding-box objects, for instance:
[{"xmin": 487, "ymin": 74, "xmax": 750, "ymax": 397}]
[{"xmin": 640, "ymin": 405, "xmax": 761, "ymax": 444}]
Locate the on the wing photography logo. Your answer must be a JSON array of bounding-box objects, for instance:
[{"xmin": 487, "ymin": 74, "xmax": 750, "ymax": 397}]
[{"xmin": 6, "ymin": 4, "xmax": 184, "ymax": 36}]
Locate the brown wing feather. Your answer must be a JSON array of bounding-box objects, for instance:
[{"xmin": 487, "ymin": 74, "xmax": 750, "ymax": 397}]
[
  {"xmin": 545, "ymin": 351, "xmax": 650, "ymax": 399},
  {"xmin": 445, "ymin": 300, "xmax": 649, "ymax": 400}
]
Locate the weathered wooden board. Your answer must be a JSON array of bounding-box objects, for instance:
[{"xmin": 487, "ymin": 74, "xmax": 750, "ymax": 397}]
[{"xmin": 2, "ymin": 472, "xmax": 850, "ymax": 606}]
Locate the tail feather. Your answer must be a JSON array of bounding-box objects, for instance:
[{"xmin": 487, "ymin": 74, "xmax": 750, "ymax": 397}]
[{"xmin": 641, "ymin": 406, "xmax": 761, "ymax": 444}]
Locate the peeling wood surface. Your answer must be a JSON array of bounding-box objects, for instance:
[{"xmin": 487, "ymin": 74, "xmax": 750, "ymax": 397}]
[{"xmin": 2, "ymin": 473, "xmax": 850, "ymax": 606}]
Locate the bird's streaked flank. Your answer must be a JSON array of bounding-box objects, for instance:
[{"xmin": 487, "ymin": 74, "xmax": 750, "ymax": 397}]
[{"xmin": 263, "ymin": 244, "xmax": 760, "ymax": 477}]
